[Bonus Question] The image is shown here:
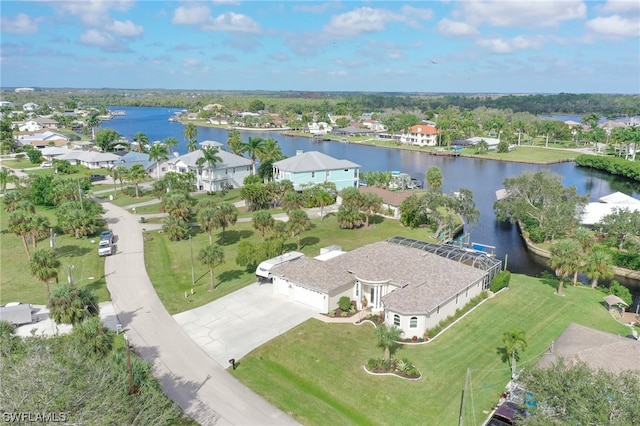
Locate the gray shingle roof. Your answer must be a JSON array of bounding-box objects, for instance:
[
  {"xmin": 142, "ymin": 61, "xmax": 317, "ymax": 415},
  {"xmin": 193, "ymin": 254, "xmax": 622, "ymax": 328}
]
[
  {"xmin": 169, "ymin": 148, "xmax": 252, "ymax": 169},
  {"xmin": 536, "ymin": 323, "xmax": 640, "ymax": 374},
  {"xmin": 273, "ymin": 151, "xmax": 360, "ymax": 173},
  {"xmin": 271, "ymin": 241, "xmax": 487, "ymax": 313}
]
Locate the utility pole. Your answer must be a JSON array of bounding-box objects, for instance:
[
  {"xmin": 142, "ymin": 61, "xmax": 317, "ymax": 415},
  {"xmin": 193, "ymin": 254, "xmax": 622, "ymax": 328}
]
[
  {"xmin": 190, "ymin": 234, "xmax": 195, "ymax": 286},
  {"xmin": 78, "ymin": 179, "xmax": 84, "ymax": 211},
  {"xmin": 124, "ymin": 334, "xmax": 135, "ymax": 395}
]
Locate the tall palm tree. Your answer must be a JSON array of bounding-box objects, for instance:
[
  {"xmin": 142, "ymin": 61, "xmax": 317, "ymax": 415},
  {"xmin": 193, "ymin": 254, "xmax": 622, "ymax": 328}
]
[
  {"xmin": 571, "ymin": 227, "xmax": 595, "ymax": 285},
  {"xmin": 584, "ymin": 251, "xmax": 615, "ymax": 288},
  {"xmin": 148, "ymin": 143, "xmax": 169, "ymax": 180},
  {"xmin": 375, "ymin": 326, "xmax": 402, "ymax": 360},
  {"xmin": 287, "ymin": 209, "xmax": 311, "ymax": 250},
  {"xmin": 29, "ymin": 248, "xmax": 60, "ymax": 299},
  {"xmin": 257, "ymin": 138, "xmax": 284, "ymax": 163},
  {"xmin": 73, "ymin": 316, "xmax": 113, "ymax": 356},
  {"xmin": 27, "ymin": 214, "xmax": 50, "ymax": 249},
  {"xmin": 163, "ymin": 191, "xmax": 192, "ymax": 221},
  {"xmin": 475, "ymin": 139, "xmax": 490, "ymax": 155},
  {"xmin": 163, "ymin": 136, "xmax": 179, "ymax": 154},
  {"xmin": 252, "ymin": 211, "xmax": 274, "ymax": 241},
  {"xmin": 243, "ymin": 136, "xmax": 266, "ymax": 175},
  {"xmin": 85, "ymin": 111, "xmax": 100, "ymax": 140},
  {"xmin": 133, "ymin": 132, "xmax": 149, "ymax": 153},
  {"xmin": 183, "ymin": 123, "xmax": 198, "ymax": 151},
  {"xmin": 226, "ymin": 129, "xmax": 244, "ymax": 155},
  {"xmin": 198, "ymin": 243, "xmax": 225, "ymax": 291},
  {"xmin": 8, "ymin": 210, "xmax": 32, "ymax": 258},
  {"xmin": 214, "ymin": 202, "xmax": 238, "ymax": 244},
  {"xmin": 127, "ymin": 164, "xmax": 147, "ymax": 198},
  {"xmin": 361, "ymin": 192, "xmax": 382, "ymax": 227},
  {"xmin": 549, "ymin": 239, "xmax": 582, "ymax": 296},
  {"xmin": 48, "ymin": 284, "xmax": 98, "ymax": 325},
  {"xmin": 197, "ymin": 206, "xmax": 218, "ymax": 243},
  {"xmin": 313, "ymin": 187, "xmax": 334, "ymax": 221},
  {"xmin": 196, "ymin": 147, "xmax": 223, "ymax": 191},
  {"xmin": 502, "ymin": 328, "xmax": 527, "ymax": 377}
]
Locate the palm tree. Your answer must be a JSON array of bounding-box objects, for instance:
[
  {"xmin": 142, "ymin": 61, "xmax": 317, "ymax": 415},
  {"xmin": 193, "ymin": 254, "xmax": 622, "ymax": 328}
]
[
  {"xmin": 584, "ymin": 251, "xmax": 615, "ymax": 288},
  {"xmin": 243, "ymin": 136, "xmax": 266, "ymax": 175},
  {"xmin": 148, "ymin": 143, "xmax": 169, "ymax": 180},
  {"xmin": 281, "ymin": 190, "xmax": 305, "ymax": 215},
  {"xmin": 337, "ymin": 204, "xmax": 364, "ymax": 229},
  {"xmin": 425, "ymin": 166, "xmax": 443, "ymax": 192},
  {"xmin": 313, "ymin": 187, "xmax": 334, "ymax": 220},
  {"xmin": 27, "ymin": 214, "xmax": 50, "ymax": 249},
  {"xmin": 257, "ymin": 138, "xmax": 284, "ymax": 163},
  {"xmin": 549, "ymin": 239, "xmax": 582, "ymax": 296},
  {"xmin": 361, "ymin": 192, "xmax": 382, "ymax": 227},
  {"xmin": 375, "ymin": 326, "xmax": 402, "ymax": 360},
  {"xmin": 127, "ymin": 164, "xmax": 147, "ymax": 198},
  {"xmin": 73, "ymin": 316, "xmax": 113, "ymax": 356},
  {"xmin": 0, "ymin": 167, "xmax": 16, "ymax": 194},
  {"xmin": 133, "ymin": 132, "xmax": 149, "ymax": 153},
  {"xmin": 30, "ymin": 248, "xmax": 60, "ymax": 299},
  {"xmin": 213, "ymin": 202, "xmax": 238, "ymax": 244},
  {"xmin": 196, "ymin": 147, "xmax": 223, "ymax": 191},
  {"xmin": 571, "ymin": 227, "xmax": 595, "ymax": 285},
  {"xmin": 198, "ymin": 243, "xmax": 225, "ymax": 291},
  {"xmin": 163, "ymin": 136, "xmax": 179, "ymax": 154},
  {"xmin": 85, "ymin": 111, "xmax": 100, "ymax": 140},
  {"xmin": 288, "ymin": 209, "xmax": 311, "ymax": 250},
  {"xmin": 8, "ymin": 210, "xmax": 32, "ymax": 258},
  {"xmin": 197, "ymin": 206, "xmax": 218, "ymax": 243},
  {"xmin": 227, "ymin": 129, "xmax": 244, "ymax": 155},
  {"xmin": 513, "ymin": 119, "xmax": 526, "ymax": 145},
  {"xmin": 475, "ymin": 139, "xmax": 490, "ymax": 155},
  {"xmin": 48, "ymin": 283, "xmax": 98, "ymax": 325},
  {"xmin": 112, "ymin": 165, "xmax": 127, "ymax": 192},
  {"xmin": 163, "ymin": 191, "xmax": 192, "ymax": 221},
  {"xmin": 183, "ymin": 123, "xmax": 198, "ymax": 151},
  {"xmin": 502, "ymin": 328, "xmax": 527, "ymax": 377},
  {"xmin": 252, "ymin": 211, "xmax": 274, "ymax": 241}
]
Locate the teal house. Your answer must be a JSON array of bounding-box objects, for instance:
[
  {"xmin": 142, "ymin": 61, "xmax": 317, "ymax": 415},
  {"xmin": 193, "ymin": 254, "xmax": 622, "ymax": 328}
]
[{"xmin": 272, "ymin": 150, "xmax": 360, "ymax": 191}]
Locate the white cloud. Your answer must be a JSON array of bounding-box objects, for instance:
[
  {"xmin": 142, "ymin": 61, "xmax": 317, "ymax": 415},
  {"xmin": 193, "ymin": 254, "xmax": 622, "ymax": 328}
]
[
  {"xmin": 293, "ymin": 2, "xmax": 339, "ymax": 14},
  {"xmin": 79, "ymin": 29, "xmax": 117, "ymax": 47},
  {"xmin": 204, "ymin": 12, "xmax": 261, "ymax": 33},
  {"xmin": 586, "ymin": 15, "xmax": 640, "ymax": 38},
  {"xmin": 322, "ymin": 7, "xmax": 402, "ymax": 38},
  {"xmin": 327, "ymin": 70, "xmax": 347, "ymax": 76},
  {"xmin": 54, "ymin": 0, "xmax": 134, "ymax": 27},
  {"xmin": 598, "ymin": 0, "xmax": 640, "ymax": 14},
  {"xmin": 437, "ymin": 18, "xmax": 478, "ymax": 36},
  {"xmin": 459, "ymin": 0, "xmax": 586, "ymax": 27},
  {"xmin": 172, "ymin": 5, "xmax": 212, "ymax": 25},
  {"xmin": 0, "ymin": 13, "xmax": 40, "ymax": 34},
  {"xmin": 477, "ymin": 35, "xmax": 547, "ymax": 53},
  {"xmin": 269, "ymin": 52, "xmax": 290, "ymax": 62},
  {"xmin": 401, "ymin": 5, "xmax": 433, "ymax": 21},
  {"xmin": 107, "ymin": 20, "xmax": 143, "ymax": 38}
]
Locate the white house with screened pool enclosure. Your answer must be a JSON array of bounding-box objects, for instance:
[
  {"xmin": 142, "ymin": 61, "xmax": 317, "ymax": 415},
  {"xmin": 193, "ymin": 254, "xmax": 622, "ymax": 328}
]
[{"xmin": 269, "ymin": 237, "xmax": 502, "ymax": 339}]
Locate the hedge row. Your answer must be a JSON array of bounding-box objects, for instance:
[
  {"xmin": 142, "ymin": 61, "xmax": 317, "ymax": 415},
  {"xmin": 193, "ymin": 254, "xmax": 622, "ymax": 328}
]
[
  {"xmin": 575, "ymin": 154, "xmax": 640, "ymax": 182},
  {"xmin": 490, "ymin": 271, "xmax": 511, "ymax": 293}
]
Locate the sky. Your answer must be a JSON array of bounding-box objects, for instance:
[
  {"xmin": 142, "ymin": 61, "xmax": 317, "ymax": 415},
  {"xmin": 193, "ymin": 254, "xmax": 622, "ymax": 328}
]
[{"xmin": 1, "ymin": 0, "xmax": 639, "ymax": 94}]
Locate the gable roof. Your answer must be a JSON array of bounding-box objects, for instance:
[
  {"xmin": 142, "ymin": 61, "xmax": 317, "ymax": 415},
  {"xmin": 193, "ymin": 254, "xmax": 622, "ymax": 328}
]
[
  {"xmin": 114, "ymin": 151, "xmax": 156, "ymax": 170},
  {"xmin": 168, "ymin": 148, "xmax": 252, "ymax": 169},
  {"xmin": 408, "ymin": 124, "xmax": 439, "ymax": 134},
  {"xmin": 536, "ymin": 323, "xmax": 640, "ymax": 374},
  {"xmin": 359, "ymin": 186, "xmax": 416, "ymax": 207},
  {"xmin": 272, "ymin": 151, "xmax": 360, "ymax": 173},
  {"xmin": 271, "ymin": 240, "xmax": 487, "ymax": 313}
]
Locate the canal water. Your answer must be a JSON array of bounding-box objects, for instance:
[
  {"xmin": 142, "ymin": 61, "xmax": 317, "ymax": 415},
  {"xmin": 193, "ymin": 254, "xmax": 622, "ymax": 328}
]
[{"xmin": 101, "ymin": 107, "xmax": 640, "ymax": 285}]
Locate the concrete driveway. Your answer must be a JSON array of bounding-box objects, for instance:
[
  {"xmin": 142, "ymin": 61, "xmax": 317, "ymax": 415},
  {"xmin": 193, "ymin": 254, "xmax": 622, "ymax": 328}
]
[{"xmin": 174, "ymin": 283, "xmax": 317, "ymax": 367}]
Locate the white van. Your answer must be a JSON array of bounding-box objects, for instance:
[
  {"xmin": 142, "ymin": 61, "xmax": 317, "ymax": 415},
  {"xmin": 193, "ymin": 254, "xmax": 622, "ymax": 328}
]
[{"xmin": 255, "ymin": 252, "xmax": 304, "ymax": 283}]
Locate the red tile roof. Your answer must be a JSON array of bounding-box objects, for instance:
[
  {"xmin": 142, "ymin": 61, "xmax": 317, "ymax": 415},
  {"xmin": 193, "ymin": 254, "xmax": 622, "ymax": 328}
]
[{"xmin": 408, "ymin": 124, "xmax": 439, "ymax": 134}]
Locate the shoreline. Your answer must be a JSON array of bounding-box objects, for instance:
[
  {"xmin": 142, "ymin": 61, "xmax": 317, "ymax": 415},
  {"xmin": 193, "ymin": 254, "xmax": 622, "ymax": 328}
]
[{"xmin": 181, "ymin": 119, "xmax": 585, "ymax": 165}]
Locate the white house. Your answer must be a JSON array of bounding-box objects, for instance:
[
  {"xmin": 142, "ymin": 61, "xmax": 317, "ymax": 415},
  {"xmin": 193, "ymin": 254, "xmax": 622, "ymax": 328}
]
[
  {"xmin": 581, "ymin": 191, "xmax": 640, "ymax": 226},
  {"xmin": 272, "ymin": 150, "xmax": 360, "ymax": 191},
  {"xmin": 0, "ymin": 101, "xmax": 15, "ymax": 108},
  {"xmin": 466, "ymin": 137, "xmax": 501, "ymax": 150},
  {"xmin": 55, "ymin": 150, "xmax": 121, "ymax": 169},
  {"xmin": 17, "ymin": 130, "xmax": 69, "ymax": 148},
  {"xmin": 18, "ymin": 118, "xmax": 60, "ymax": 132},
  {"xmin": 167, "ymin": 145, "xmax": 252, "ymax": 191},
  {"xmin": 400, "ymin": 124, "xmax": 439, "ymax": 146},
  {"xmin": 307, "ymin": 122, "xmax": 332, "ymax": 135},
  {"xmin": 22, "ymin": 102, "xmax": 39, "ymax": 112},
  {"xmin": 271, "ymin": 237, "xmax": 501, "ymax": 339}
]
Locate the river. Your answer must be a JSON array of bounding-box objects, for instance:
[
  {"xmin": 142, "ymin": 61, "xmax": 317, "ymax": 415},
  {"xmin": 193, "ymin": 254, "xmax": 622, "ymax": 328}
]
[{"xmin": 101, "ymin": 106, "xmax": 640, "ymax": 298}]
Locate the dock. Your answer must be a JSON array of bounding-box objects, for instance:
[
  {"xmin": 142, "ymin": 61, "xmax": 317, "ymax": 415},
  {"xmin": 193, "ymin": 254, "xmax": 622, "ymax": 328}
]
[{"xmin": 428, "ymin": 150, "xmax": 460, "ymax": 157}]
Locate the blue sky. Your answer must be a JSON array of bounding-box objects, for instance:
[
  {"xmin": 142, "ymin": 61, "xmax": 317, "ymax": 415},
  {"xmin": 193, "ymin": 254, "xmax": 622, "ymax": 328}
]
[{"xmin": 1, "ymin": 1, "xmax": 639, "ymax": 94}]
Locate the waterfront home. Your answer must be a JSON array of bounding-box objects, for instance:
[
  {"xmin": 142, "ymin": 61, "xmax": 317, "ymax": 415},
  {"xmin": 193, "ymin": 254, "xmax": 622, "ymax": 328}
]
[
  {"xmin": 55, "ymin": 150, "xmax": 120, "ymax": 169},
  {"xmin": 17, "ymin": 130, "xmax": 69, "ymax": 148},
  {"xmin": 167, "ymin": 146, "xmax": 252, "ymax": 191},
  {"xmin": 271, "ymin": 237, "xmax": 501, "ymax": 339},
  {"xmin": 272, "ymin": 150, "xmax": 360, "ymax": 191},
  {"xmin": 400, "ymin": 124, "xmax": 439, "ymax": 146},
  {"xmin": 112, "ymin": 151, "xmax": 158, "ymax": 175},
  {"xmin": 18, "ymin": 118, "xmax": 60, "ymax": 132},
  {"xmin": 359, "ymin": 186, "xmax": 415, "ymax": 218},
  {"xmin": 580, "ymin": 191, "xmax": 640, "ymax": 226},
  {"xmin": 466, "ymin": 137, "xmax": 501, "ymax": 149}
]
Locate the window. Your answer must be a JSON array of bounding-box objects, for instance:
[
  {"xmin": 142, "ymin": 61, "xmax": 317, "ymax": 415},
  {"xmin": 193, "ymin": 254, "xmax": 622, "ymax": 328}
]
[
  {"xmin": 311, "ymin": 171, "xmax": 315, "ymax": 178},
  {"xmin": 233, "ymin": 168, "xmax": 236, "ymax": 173},
  {"xmin": 344, "ymin": 169, "xmax": 348, "ymax": 172},
  {"xmin": 437, "ymin": 305, "xmax": 440, "ymax": 314},
  {"xmin": 393, "ymin": 314, "xmax": 400, "ymax": 326},
  {"xmin": 354, "ymin": 169, "xmax": 358, "ymax": 178},
  {"xmin": 326, "ymin": 170, "xmax": 331, "ymax": 178},
  {"xmin": 410, "ymin": 317, "xmax": 417, "ymax": 328},
  {"xmin": 456, "ymin": 294, "xmax": 459, "ymax": 304}
]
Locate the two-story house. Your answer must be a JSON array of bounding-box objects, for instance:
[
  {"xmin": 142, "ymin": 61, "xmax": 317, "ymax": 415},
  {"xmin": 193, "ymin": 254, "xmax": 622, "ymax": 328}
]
[
  {"xmin": 400, "ymin": 124, "xmax": 440, "ymax": 146},
  {"xmin": 272, "ymin": 150, "xmax": 360, "ymax": 191}
]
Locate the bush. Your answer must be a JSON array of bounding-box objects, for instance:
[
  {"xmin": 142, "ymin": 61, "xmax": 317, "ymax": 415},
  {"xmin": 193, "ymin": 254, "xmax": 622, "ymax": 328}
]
[
  {"xmin": 490, "ymin": 271, "xmax": 511, "ymax": 293},
  {"xmin": 338, "ymin": 296, "xmax": 352, "ymax": 312}
]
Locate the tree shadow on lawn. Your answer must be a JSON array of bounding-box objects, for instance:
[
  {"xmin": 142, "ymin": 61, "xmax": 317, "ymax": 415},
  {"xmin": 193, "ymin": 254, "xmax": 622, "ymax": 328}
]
[
  {"xmin": 55, "ymin": 245, "xmax": 92, "ymax": 257},
  {"xmin": 495, "ymin": 346, "xmax": 510, "ymax": 365},
  {"xmin": 218, "ymin": 230, "xmax": 253, "ymax": 245},
  {"xmin": 299, "ymin": 236, "xmax": 320, "ymax": 249},
  {"xmin": 538, "ymin": 273, "xmax": 560, "ymax": 291},
  {"xmin": 369, "ymin": 214, "xmax": 385, "ymax": 225},
  {"xmin": 218, "ymin": 269, "xmax": 245, "ymax": 284}
]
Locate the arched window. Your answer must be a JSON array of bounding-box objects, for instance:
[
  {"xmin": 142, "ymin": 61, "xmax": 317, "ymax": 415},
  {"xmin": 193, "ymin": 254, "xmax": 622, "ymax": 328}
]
[
  {"xmin": 393, "ymin": 314, "xmax": 400, "ymax": 326},
  {"xmin": 410, "ymin": 317, "xmax": 418, "ymax": 328}
]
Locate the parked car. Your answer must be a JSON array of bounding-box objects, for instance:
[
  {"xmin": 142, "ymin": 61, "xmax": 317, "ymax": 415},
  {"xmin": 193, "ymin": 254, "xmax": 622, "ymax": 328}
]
[
  {"xmin": 486, "ymin": 401, "xmax": 525, "ymax": 426},
  {"xmin": 40, "ymin": 161, "xmax": 52, "ymax": 168},
  {"xmin": 98, "ymin": 241, "xmax": 114, "ymax": 256},
  {"xmin": 90, "ymin": 174, "xmax": 106, "ymax": 182},
  {"xmin": 99, "ymin": 230, "xmax": 114, "ymax": 244}
]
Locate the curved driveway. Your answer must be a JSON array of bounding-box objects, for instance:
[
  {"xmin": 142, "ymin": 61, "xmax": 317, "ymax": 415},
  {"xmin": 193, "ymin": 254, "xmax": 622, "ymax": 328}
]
[{"xmin": 100, "ymin": 200, "xmax": 298, "ymax": 426}]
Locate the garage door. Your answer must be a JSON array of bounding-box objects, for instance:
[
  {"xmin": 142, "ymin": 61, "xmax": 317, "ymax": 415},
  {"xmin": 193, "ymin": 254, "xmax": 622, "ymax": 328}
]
[{"xmin": 293, "ymin": 286, "xmax": 324, "ymax": 311}]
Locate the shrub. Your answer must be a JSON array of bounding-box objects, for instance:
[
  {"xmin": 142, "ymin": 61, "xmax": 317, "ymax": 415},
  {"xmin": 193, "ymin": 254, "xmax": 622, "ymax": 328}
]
[
  {"xmin": 340, "ymin": 311, "xmax": 349, "ymax": 317},
  {"xmin": 338, "ymin": 296, "xmax": 352, "ymax": 311},
  {"xmin": 490, "ymin": 271, "xmax": 511, "ymax": 293},
  {"xmin": 367, "ymin": 358, "xmax": 381, "ymax": 370},
  {"xmin": 395, "ymin": 359, "xmax": 409, "ymax": 372},
  {"xmin": 329, "ymin": 310, "xmax": 336, "ymax": 317}
]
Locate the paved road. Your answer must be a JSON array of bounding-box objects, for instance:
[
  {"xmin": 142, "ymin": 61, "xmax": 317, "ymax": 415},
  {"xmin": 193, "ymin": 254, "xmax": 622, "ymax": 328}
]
[{"xmin": 100, "ymin": 200, "xmax": 298, "ymax": 426}]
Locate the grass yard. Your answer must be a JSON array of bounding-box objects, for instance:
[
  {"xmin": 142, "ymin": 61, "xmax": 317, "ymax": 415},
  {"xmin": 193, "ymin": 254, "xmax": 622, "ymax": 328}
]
[
  {"xmin": 144, "ymin": 213, "xmax": 439, "ymax": 314},
  {"xmin": 0, "ymin": 205, "xmax": 110, "ymax": 305},
  {"xmin": 231, "ymin": 275, "xmax": 631, "ymax": 426},
  {"xmin": 460, "ymin": 146, "xmax": 582, "ymax": 164}
]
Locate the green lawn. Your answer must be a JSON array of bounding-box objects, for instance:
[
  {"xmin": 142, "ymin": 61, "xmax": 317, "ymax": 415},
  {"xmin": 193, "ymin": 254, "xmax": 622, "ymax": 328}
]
[
  {"xmin": 231, "ymin": 276, "xmax": 631, "ymax": 426},
  {"xmin": 144, "ymin": 214, "xmax": 439, "ymax": 314},
  {"xmin": 0, "ymin": 205, "xmax": 110, "ymax": 305},
  {"xmin": 460, "ymin": 146, "xmax": 582, "ymax": 164}
]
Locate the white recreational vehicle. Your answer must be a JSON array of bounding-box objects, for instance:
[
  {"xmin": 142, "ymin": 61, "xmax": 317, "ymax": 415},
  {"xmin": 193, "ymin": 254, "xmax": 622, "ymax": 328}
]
[{"xmin": 255, "ymin": 252, "xmax": 305, "ymax": 283}]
